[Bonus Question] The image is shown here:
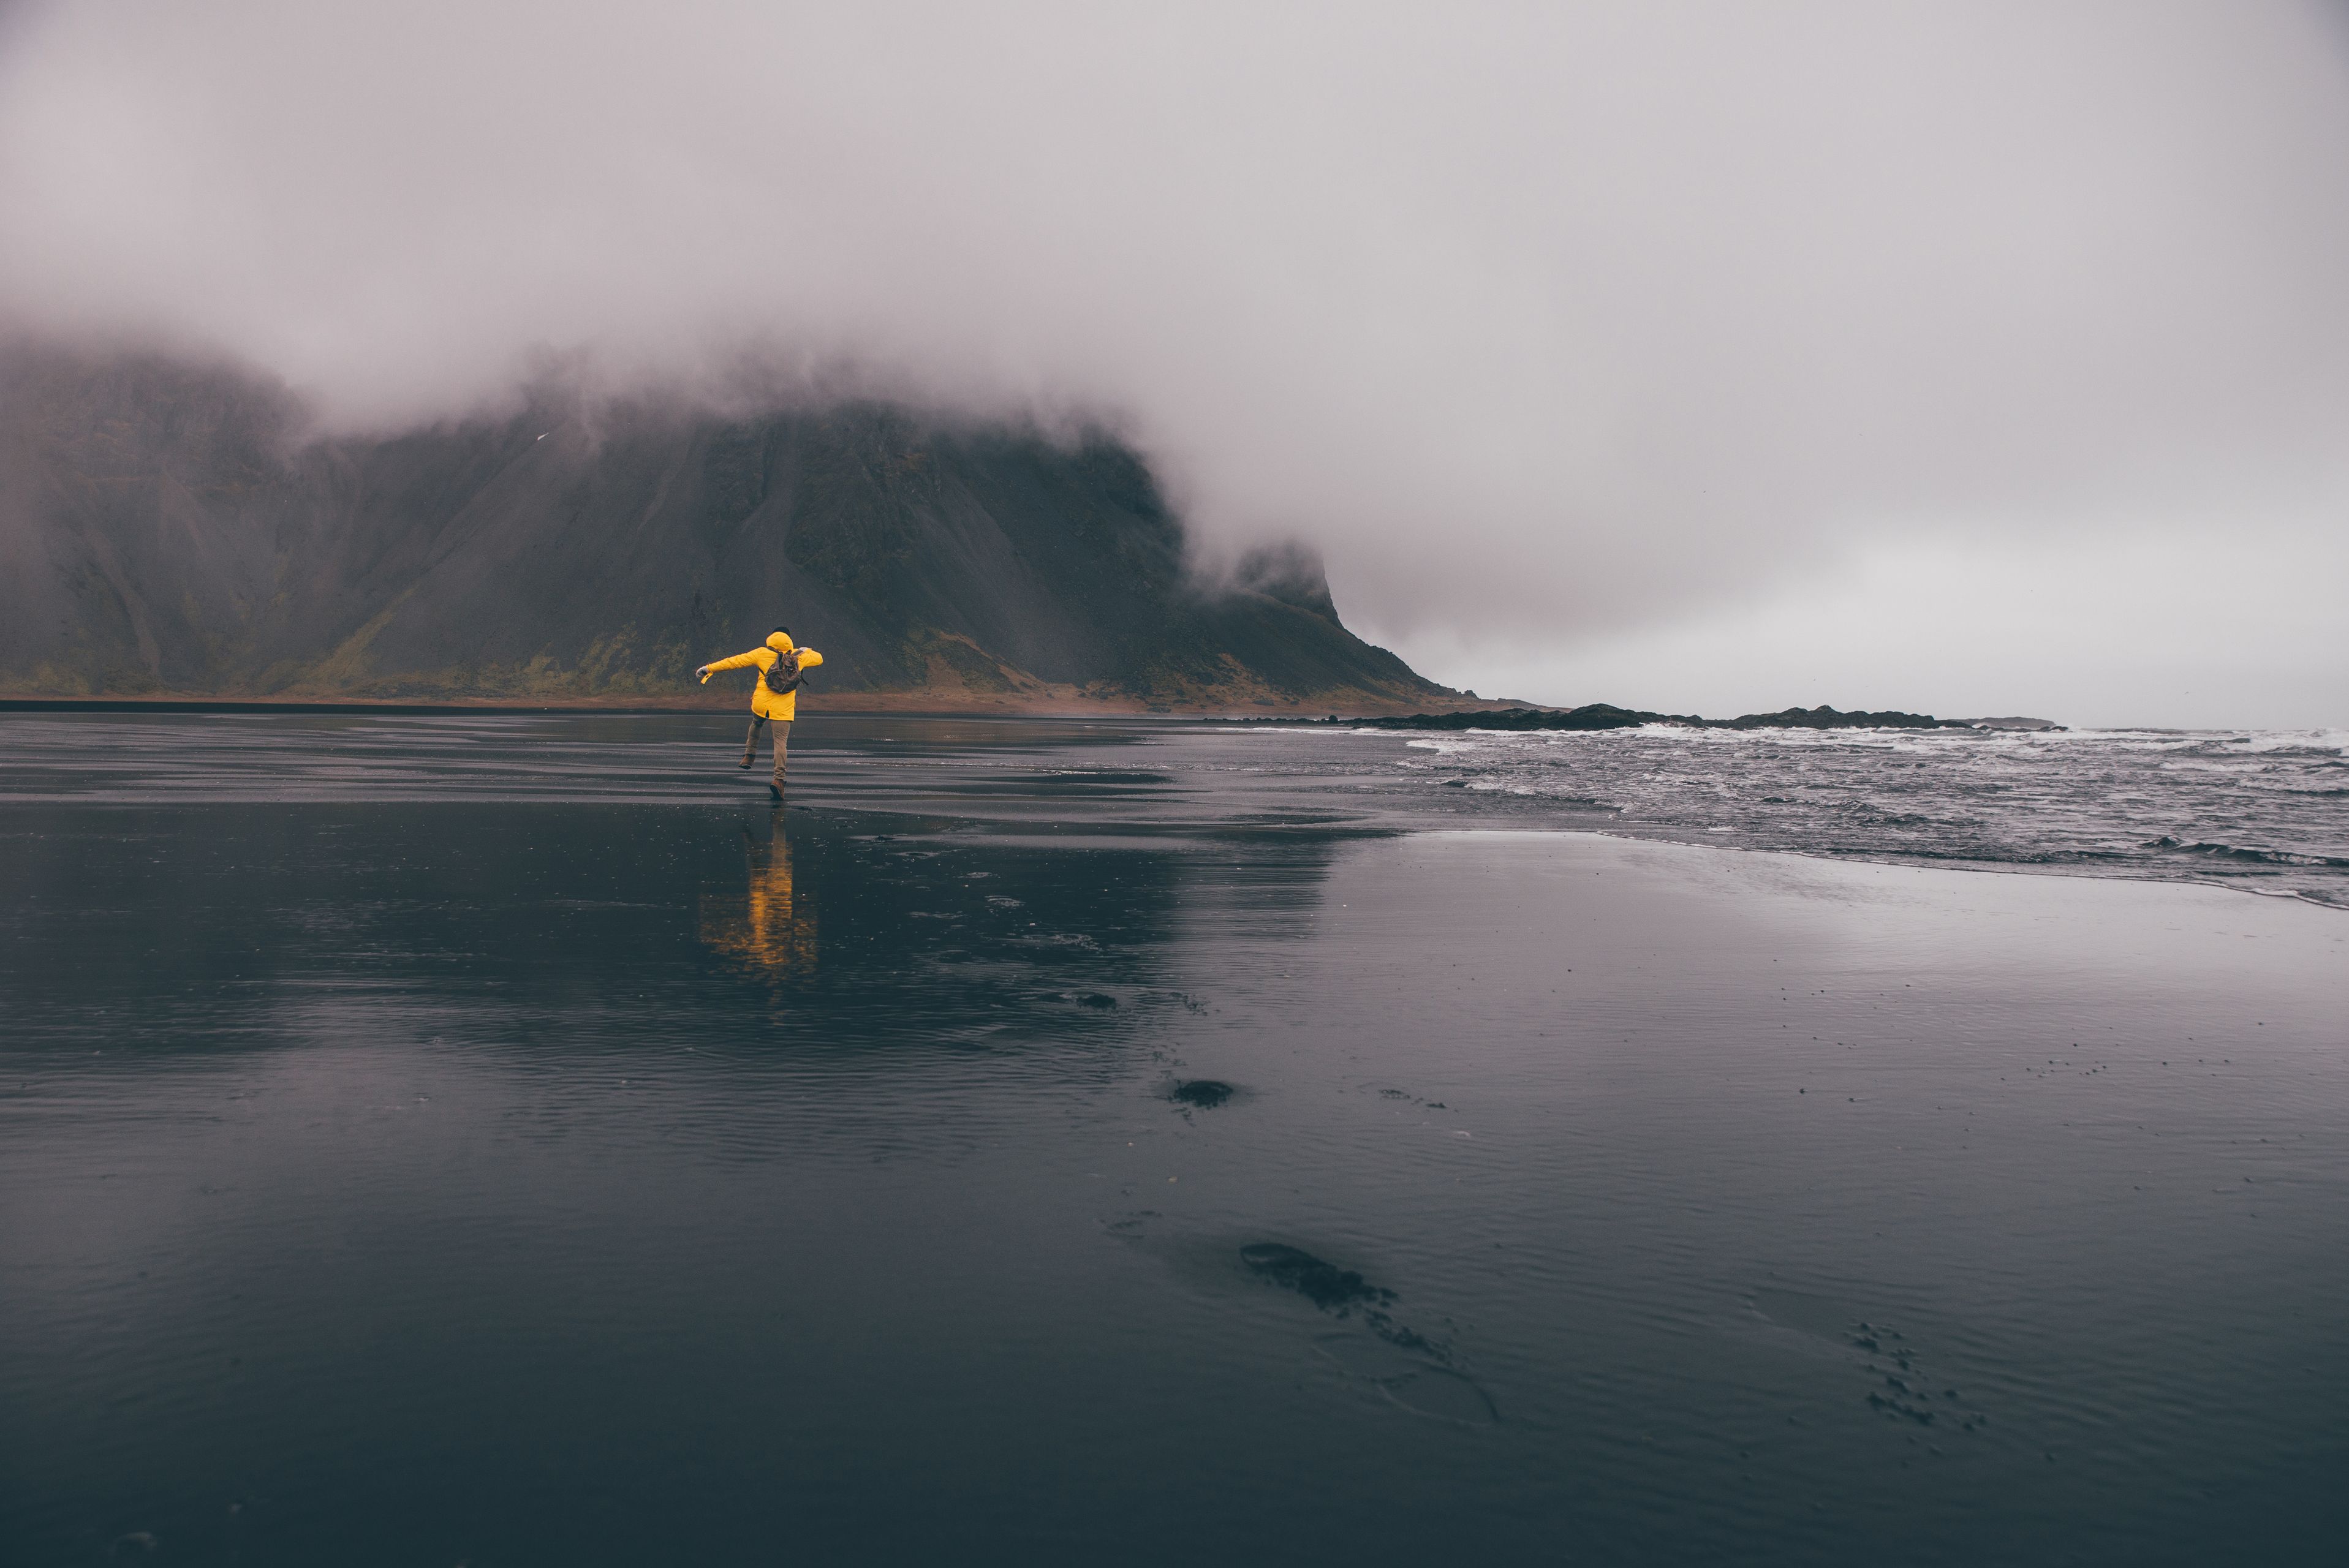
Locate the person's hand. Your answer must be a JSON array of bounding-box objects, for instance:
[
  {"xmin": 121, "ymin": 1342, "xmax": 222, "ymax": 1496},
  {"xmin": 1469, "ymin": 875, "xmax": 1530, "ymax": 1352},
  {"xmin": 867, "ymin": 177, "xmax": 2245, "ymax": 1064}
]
[{"xmin": 695, "ymin": 665, "xmax": 711, "ymax": 682}]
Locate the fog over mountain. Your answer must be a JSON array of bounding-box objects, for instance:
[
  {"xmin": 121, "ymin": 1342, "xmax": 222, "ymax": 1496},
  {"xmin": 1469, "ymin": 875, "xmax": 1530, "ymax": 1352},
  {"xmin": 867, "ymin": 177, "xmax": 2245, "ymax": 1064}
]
[{"xmin": 2, "ymin": 1, "xmax": 2345, "ymax": 725}]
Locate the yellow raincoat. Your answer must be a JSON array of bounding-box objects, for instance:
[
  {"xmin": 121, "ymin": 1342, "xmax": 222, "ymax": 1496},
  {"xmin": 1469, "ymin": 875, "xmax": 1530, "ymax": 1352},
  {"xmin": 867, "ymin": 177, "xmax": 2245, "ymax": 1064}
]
[{"xmin": 700, "ymin": 633, "xmax": 823, "ymax": 721}]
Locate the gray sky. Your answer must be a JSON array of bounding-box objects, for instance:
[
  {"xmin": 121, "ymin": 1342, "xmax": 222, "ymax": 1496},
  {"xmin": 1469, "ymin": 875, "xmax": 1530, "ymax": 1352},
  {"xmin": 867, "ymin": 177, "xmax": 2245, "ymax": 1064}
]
[{"xmin": 3, "ymin": 0, "xmax": 2345, "ymax": 726}]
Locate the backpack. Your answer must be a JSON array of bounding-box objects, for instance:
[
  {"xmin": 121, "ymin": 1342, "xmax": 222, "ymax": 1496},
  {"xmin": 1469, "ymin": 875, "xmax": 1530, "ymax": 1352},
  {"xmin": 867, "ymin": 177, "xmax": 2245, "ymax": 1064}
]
[{"xmin": 762, "ymin": 650, "xmax": 804, "ymax": 696}]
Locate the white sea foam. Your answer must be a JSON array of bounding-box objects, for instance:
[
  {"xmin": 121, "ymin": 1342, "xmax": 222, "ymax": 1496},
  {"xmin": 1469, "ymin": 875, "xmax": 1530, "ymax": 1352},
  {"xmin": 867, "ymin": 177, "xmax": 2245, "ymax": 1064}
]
[{"xmin": 1350, "ymin": 719, "xmax": 2348, "ymax": 905}]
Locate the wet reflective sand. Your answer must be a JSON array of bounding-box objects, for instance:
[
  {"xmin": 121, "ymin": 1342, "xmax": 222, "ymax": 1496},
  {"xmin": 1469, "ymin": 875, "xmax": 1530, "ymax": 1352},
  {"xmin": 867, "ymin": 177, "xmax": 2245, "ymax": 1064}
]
[{"xmin": 2, "ymin": 714, "xmax": 2343, "ymax": 1564}]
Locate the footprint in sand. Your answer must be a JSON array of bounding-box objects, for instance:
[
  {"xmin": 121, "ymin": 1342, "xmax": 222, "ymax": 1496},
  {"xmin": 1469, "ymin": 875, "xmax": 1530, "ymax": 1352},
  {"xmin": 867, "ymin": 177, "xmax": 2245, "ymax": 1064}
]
[
  {"xmin": 1747, "ymin": 1287, "xmax": 1983, "ymax": 1433},
  {"xmin": 1240, "ymin": 1242, "xmax": 1499, "ymax": 1425},
  {"xmin": 1313, "ymin": 1333, "xmax": 1500, "ymax": 1425}
]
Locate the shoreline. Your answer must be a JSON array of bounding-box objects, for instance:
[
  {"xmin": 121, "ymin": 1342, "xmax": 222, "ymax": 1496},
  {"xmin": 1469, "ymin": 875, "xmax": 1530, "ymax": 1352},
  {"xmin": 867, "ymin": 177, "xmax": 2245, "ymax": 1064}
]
[
  {"xmin": 5, "ymin": 705, "xmax": 2337, "ymax": 913},
  {"xmin": 0, "ymin": 694, "xmax": 1440, "ymax": 719},
  {"xmin": 1501, "ymin": 824, "xmax": 2349, "ymax": 914},
  {"xmin": 0, "ymin": 696, "xmax": 1225, "ymax": 719}
]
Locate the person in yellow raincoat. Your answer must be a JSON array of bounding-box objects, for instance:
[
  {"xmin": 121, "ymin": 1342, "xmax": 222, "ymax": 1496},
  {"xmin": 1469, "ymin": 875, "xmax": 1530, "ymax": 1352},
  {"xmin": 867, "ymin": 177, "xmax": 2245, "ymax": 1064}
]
[{"xmin": 697, "ymin": 627, "xmax": 824, "ymax": 798}]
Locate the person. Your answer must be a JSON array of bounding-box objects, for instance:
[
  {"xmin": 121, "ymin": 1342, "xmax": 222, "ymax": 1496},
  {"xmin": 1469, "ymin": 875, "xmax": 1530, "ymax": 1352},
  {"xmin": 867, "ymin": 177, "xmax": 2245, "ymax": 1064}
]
[{"xmin": 697, "ymin": 627, "xmax": 824, "ymax": 799}]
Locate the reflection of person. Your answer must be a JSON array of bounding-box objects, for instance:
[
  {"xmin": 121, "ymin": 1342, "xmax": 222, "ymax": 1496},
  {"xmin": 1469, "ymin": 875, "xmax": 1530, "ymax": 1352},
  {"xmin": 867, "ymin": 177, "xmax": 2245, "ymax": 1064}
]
[
  {"xmin": 698, "ymin": 807, "xmax": 817, "ymax": 976},
  {"xmin": 697, "ymin": 626, "xmax": 825, "ymax": 801}
]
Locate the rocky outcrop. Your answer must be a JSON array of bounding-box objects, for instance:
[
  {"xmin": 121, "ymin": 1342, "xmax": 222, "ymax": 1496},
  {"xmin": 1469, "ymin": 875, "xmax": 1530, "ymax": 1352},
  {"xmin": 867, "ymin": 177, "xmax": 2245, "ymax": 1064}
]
[
  {"xmin": 1284, "ymin": 702, "xmax": 1983, "ymax": 731},
  {"xmin": 1716, "ymin": 704, "xmax": 1965, "ymax": 731}
]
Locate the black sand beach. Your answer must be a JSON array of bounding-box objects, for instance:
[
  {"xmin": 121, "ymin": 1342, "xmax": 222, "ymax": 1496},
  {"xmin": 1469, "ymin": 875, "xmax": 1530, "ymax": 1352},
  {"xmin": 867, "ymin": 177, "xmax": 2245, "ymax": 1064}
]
[{"xmin": 3, "ymin": 714, "xmax": 2343, "ymax": 1564}]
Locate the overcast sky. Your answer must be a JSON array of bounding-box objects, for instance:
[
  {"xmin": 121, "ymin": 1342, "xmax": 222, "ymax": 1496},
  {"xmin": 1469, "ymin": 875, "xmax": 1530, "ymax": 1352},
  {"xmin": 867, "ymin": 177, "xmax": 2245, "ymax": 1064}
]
[{"xmin": 2, "ymin": 0, "xmax": 2344, "ymax": 725}]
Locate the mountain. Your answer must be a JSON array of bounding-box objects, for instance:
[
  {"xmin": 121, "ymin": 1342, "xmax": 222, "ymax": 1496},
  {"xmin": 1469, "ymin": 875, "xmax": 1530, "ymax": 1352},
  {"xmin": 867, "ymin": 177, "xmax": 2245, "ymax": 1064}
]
[{"xmin": 0, "ymin": 347, "xmax": 1454, "ymax": 712}]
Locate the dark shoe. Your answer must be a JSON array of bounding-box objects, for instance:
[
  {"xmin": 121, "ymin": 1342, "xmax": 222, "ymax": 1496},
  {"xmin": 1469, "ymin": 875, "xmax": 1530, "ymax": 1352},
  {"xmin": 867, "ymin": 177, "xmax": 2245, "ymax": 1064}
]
[{"xmin": 767, "ymin": 783, "xmax": 784, "ymax": 802}]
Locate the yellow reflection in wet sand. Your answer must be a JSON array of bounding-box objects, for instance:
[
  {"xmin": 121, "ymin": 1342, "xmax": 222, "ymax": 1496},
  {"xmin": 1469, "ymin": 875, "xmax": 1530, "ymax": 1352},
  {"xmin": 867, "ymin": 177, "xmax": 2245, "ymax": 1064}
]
[{"xmin": 698, "ymin": 807, "xmax": 817, "ymax": 974}]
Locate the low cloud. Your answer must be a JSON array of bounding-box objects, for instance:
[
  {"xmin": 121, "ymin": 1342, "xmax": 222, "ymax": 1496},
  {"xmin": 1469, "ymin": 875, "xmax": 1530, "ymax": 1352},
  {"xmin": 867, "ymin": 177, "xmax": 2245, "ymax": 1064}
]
[{"xmin": 2, "ymin": 1, "xmax": 2345, "ymax": 722}]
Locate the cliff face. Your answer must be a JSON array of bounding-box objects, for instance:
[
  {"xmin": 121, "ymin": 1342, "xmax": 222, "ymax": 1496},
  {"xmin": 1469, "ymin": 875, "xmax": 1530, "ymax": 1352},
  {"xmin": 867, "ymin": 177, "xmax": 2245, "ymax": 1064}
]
[{"xmin": 0, "ymin": 348, "xmax": 1451, "ymax": 710}]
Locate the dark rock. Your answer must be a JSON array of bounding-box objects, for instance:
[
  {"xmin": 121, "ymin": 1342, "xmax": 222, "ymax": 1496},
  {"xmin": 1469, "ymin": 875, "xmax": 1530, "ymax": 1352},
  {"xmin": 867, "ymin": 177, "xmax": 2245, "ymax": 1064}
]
[
  {"xmin": 1286, "ymin": 701, "xmax": 1975, "ymax": 733},
  {"xmin": 1719, "ymin": 704, "xmax": 1956, "ymax": 731},
  {"xmin": 1330, "ymin": 703, "xmax": 1676, "ymax": 732}
]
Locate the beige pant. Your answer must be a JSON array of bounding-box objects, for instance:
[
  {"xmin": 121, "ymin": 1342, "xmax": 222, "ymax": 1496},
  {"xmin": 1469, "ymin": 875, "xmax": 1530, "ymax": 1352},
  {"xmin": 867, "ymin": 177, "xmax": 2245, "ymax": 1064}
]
[{"xmin": 744, "ymin": 716, "xmax": 791, "ymax": 789}]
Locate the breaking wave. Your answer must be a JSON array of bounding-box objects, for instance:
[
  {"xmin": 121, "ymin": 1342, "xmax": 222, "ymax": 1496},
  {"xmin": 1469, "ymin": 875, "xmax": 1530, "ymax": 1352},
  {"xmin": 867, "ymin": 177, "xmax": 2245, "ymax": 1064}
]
[{"xmin": 1352, "ymin": 720, "xmax": 2349, "ymax": 908}]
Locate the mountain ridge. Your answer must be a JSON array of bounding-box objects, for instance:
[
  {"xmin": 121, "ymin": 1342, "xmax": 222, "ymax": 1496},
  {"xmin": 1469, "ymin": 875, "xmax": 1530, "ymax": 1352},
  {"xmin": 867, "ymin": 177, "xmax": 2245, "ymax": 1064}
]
[{"xmin": 0, "ymin": 345, "xmax": 1458, "ymax": 714}]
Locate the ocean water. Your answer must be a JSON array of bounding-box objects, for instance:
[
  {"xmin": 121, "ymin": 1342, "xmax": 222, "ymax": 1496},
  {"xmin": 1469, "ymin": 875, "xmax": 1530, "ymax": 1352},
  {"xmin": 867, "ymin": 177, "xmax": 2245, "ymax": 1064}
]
[
  {"xmin": 4, "ymin": 712, "xmax": 2342, "ymax": 905},
  {"xmin": 1345, "ymin": 722, "xmax": 2349, "ymax": 908},
  {"xmin": 2, "ymin": 711, "xmax": 2343, "ymax": 1566}
]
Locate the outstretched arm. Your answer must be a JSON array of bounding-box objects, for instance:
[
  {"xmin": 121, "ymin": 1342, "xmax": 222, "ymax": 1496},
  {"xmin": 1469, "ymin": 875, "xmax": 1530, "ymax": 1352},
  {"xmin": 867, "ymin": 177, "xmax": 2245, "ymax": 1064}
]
[
  {"xmin": 697, "ymin": 649, "xmax": 765, "ymax": 682},
  {"xmin": 795, "ymin": 649, "xmax": 823, "ymax": 669}
]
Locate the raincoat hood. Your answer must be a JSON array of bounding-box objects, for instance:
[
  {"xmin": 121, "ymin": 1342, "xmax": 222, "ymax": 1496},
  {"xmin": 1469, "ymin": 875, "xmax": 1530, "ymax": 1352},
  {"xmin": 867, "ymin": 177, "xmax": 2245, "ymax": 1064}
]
[{"xmin": 765, "ymin": 633, "xmax": 796, "ymax": 654}]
